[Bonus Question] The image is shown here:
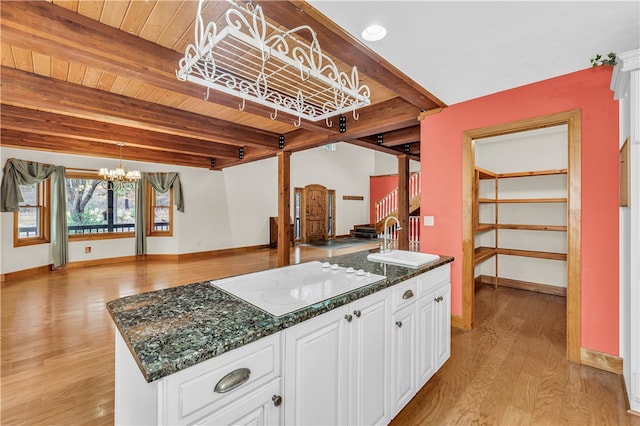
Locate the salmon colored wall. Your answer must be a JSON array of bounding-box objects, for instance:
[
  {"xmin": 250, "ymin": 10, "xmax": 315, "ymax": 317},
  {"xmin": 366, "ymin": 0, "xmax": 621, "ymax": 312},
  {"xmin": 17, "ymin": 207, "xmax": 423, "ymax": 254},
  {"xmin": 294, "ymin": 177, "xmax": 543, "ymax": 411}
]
[
  {"xmin": 369, "ymin": 175, "xmax": 399, "ymax": 224},
  {"xmin": 420, "ymin": 67, "xmax": 619, "ymax": 356}
]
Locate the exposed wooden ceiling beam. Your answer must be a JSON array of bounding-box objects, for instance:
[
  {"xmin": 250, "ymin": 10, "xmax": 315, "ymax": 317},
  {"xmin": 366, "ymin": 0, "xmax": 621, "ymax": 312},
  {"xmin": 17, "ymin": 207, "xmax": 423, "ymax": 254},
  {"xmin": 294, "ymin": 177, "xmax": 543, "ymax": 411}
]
[
  {"xmin": 362, "ymin": 126, "xmax": 421, "ymax": 147},
  {"xmin": 0, "ymin": 0, "xmax": 353, "ymax": 134},
  {"xmin": 1, "ymin": 129, "xmax": 238, "ymax": 169},
  {"xmin": 260, "ymin": 1, "xmax": 446, "ymax": 111},
  {"xmin": 0, "ymin": 105, "xmax": 244, "ymax": 160},
  {"xmin": 1, "ymin": 67, "xmax": 280, "ymax": 150},
  {"xmin": 348, "ymin": 139, "xmax": 420, "ymax": 161},
  {"xmin": 236, "ymin": 97, "xmax": 422, "ymax": 165}
]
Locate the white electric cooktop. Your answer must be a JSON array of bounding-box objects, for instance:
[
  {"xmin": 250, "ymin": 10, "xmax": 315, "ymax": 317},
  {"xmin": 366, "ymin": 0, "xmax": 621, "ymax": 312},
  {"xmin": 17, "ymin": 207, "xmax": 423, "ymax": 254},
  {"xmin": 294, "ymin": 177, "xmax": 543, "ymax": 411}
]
[{"xmin": 211, "ymin": 261, "xmax": 387, "ymax": 317}]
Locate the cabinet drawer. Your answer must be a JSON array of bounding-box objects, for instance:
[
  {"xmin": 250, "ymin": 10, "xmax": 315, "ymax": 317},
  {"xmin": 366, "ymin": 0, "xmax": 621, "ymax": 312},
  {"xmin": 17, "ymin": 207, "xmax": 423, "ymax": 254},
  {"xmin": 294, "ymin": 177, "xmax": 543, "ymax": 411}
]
[
  {"xmin": 162, "ymin": 333, "xmax": 280, "ymax": 425},
  {"xmin": 417, "ymin": 264, "xmax": 450, "ymax": 297},
  {"xmin": 391, "ymin": 278, "xmax": 417, "ymax": 312}
]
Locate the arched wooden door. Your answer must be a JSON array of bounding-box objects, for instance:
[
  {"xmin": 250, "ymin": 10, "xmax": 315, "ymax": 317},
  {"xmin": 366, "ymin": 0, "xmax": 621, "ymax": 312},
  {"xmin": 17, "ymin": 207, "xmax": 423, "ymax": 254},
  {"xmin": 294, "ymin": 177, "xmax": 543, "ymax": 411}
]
[{"xmin": 303, "ymin": 184, "xmax": 328, "ymax": 242}]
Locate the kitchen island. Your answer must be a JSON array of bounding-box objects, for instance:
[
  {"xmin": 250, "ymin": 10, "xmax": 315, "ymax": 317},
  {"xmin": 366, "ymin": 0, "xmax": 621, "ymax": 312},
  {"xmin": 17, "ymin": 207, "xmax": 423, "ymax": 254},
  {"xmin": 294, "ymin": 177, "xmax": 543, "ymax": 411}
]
[{"xmin": 108, "ymin": 249, "xmax": 453, "ymax": 425}]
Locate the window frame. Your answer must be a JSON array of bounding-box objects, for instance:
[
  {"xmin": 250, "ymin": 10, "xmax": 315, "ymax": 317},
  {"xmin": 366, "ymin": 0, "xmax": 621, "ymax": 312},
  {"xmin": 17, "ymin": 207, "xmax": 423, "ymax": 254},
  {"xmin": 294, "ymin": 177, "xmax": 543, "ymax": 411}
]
[
  {"xmin": 13, "ymin": 179, "xmax": 51, "ymax": 247},
  {"xmin": 146, "ymin": 182, "xmax": 174, "ymax": 237},
  {"xmin": 65, "ymin": 171, "xmax": 136, "ymax": 241}
]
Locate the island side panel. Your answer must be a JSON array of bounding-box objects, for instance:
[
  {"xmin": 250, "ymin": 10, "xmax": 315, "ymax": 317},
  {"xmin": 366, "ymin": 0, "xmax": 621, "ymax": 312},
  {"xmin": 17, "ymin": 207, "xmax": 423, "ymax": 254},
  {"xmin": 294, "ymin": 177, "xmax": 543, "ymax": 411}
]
[{"xmin": 115, "ymin": 331, "xmax": 158, "ymax": 425}]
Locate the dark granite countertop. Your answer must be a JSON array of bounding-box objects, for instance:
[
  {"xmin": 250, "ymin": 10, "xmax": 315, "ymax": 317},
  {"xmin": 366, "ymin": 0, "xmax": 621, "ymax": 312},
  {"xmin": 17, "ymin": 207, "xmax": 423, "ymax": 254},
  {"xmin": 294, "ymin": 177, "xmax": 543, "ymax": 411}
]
[{"xmin": 107, "ymin": 249, "xmax": 454, "ymax": 382}]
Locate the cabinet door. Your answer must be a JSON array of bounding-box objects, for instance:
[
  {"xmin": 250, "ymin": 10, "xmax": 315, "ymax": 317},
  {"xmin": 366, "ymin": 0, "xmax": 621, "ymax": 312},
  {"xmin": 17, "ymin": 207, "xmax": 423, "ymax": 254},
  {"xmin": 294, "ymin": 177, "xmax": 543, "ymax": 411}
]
[
  {"xmin": 416, "ymin": 291, "xmax": 436, "ymax": 389},
  {"xmin": 196, "ymin": 378, "xmax": 281, "ymax": 426},
  {"xmin": 284, "ymin": 306, "xmax": 349, "ymax": 426},
  {"xmin": 435, "ymin": 282, "xmax": 451, "ymax": 370},
  {"xmin": 348, "ymin": 290, "xmax": 391, "ymax": 426},
  {"xmin": 390, "ymin": 304, "xmax": 416, "ymax": 418}
]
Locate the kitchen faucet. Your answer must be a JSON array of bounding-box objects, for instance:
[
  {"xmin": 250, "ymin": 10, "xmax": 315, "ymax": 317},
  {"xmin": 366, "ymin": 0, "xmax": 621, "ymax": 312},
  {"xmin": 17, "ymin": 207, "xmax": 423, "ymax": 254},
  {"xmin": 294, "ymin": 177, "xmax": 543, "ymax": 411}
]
[{"xmin": 381, "ymin": 215, "xmax": 402, "ymax": 253}]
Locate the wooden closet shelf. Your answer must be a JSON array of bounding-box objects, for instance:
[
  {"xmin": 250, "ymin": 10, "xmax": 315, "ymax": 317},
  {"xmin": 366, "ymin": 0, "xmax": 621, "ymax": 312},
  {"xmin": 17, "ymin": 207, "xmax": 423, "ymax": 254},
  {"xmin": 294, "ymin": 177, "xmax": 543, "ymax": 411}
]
[
  {"xmin": 474, "ymin": 246, "xmax": 497, "ymax": 264},
  {"xmin": 476, "ymin": 167, "xmax": 497, "ymax": 179},
  {"xmin": 475, "ymin": 223, "xmax": 497, "ymax": 232},
  {"xmin": 497, "ymin": 197, "xmax": 567, "ymax": 203},
  {"xmin": 497, "ymin": 248, "xmax": 567, "ymax": 261},
  {"xmin": 497, "ymin": 224, "xmax": 567, "ymax": 231},
  {"xmin": 496, "ymin": 169, "xmax": 567, "ymax": 178}
]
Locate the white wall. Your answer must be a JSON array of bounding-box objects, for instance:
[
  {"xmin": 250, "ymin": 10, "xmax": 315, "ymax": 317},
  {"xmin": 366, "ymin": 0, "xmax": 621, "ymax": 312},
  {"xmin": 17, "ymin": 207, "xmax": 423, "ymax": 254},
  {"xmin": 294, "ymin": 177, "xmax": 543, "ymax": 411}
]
[
  {"xmin": 473, "ymin": 125, "xmax": 568, "ymax": 288},
  {"xmin": 292, "ymin": 143, "xmax": 381, "ymax": 236},
  {"xmin": 372, "ymin": 151, "xmax": 420, "ymax": 175},
  {"xmin": 1, "ymin": 143, "xmax": 380, "ymax": 274}
]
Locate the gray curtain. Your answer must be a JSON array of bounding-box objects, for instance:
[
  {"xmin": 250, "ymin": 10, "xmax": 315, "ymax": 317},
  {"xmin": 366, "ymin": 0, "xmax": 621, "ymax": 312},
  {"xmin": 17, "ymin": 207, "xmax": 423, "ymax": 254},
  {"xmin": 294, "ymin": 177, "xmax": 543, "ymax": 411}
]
[
  {"xmin": 1, "ymin": 159, "xmax": 68, "ymax": 267},
  {"xmin": 135, "ymin": 172, "xmax": 184, "ymax": 256}
]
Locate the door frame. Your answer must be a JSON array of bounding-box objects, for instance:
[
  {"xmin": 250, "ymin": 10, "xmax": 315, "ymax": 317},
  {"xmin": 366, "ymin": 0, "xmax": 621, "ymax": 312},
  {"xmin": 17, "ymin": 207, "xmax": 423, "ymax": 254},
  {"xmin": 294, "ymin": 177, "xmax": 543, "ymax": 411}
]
[
  {"xmin": 296, "ymin": 184, "xmax": 336, "ymax": 243},
  {"xmin": 461, "ymin": 109, "xmax": 581, "ymax": 363}
]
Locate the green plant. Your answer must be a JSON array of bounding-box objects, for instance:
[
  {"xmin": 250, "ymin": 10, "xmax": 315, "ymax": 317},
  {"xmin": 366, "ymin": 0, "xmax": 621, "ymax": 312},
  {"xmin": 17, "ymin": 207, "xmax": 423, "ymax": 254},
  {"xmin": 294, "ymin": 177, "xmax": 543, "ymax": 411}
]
[{"xmin": 590, "ymin": 52, "xmax": 617, "ymax": 67}]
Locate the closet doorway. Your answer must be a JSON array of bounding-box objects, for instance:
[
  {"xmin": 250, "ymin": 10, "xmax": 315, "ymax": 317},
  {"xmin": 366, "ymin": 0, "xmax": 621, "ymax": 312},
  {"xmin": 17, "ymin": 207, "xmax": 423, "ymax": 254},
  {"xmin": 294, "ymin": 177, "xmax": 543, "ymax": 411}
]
[{"xmin": 462, "ymin": 110, "xmax": 582, "ymax": 363}]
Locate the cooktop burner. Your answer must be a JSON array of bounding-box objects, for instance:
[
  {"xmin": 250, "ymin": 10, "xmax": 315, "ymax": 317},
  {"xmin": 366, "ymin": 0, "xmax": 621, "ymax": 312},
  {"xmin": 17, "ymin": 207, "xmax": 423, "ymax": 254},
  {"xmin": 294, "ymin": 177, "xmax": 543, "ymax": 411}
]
[{"xmin": 211, "ymin": 261, "xmax": 386, "ymax": 316}]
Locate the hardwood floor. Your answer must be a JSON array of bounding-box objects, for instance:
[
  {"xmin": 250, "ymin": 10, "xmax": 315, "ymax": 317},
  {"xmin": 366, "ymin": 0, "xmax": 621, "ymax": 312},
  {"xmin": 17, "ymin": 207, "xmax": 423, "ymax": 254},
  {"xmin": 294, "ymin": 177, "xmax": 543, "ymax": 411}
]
[
  {"xmin": 2, "ymin": 245, "xmax": 637, "ymax": 425},
  {"xmin": 392, "ymin": 284, "xmax": 640, "ymax": 426}
]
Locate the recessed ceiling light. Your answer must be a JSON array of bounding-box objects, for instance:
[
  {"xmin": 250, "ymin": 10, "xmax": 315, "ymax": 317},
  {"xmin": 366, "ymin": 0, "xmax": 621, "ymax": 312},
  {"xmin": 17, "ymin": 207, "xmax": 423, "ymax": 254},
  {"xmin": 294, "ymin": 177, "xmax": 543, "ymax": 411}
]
[{"xmin": 362, "ymin": 24, "xmax": 387, "ymax": 42}]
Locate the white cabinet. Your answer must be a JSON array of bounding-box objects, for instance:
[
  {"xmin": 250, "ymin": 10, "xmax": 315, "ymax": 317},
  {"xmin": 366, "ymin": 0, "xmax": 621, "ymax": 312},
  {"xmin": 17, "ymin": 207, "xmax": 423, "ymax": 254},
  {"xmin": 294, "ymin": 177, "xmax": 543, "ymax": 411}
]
[
  {"xmin": 114, "ymin": 332, "xmax": 282, "ymax": 426},
  {"xmin": 114, "ymin": 263, "xmax": 451, "ymax": 426},
  {"xmin": 283, "ymin": 289, "xmax": 391, "ymax": 426},
  {"xmin": 389, "ymin": 264, "xmax": 451, "ymax": 420},
  {"xmin": 391, "ymin": 303, "xmax": 416, "ymax": 417},
  {"xmin": 283, "ymin": 305, "xmax": 349, "ymax": 426},
  {"xmin": 348, "ymin": 290, "xmax": 392, "ymax": 426},
  {"xmin": 416, "ymin": 276, "xmax": 450, "ymax": 389}
]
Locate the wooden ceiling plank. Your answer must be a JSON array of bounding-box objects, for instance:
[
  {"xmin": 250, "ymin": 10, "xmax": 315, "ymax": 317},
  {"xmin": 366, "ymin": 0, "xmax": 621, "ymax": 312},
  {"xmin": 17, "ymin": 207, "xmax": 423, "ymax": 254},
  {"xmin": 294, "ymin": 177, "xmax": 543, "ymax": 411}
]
[
  {"xmin": 1, "ymin": 67, "xmax": 280, "ymax": 150},
  {"xmin": 8, "ymin": 45, "xmax": 33, "ymax": 74},
  {"xmin": 1, "ymin": 43, "xmax": 16, "ymax": 68},
  {"xmin": 67, "ymin": 62, "xmax": 86, "ymax": 85},
  {"xmin": 52, "ymin": 1, "xmax": 79, "ymax": 13},
  {"xmin": 98, "ymin": 1, "xmax": 129, "ymax": 29},
  {"xmin": 120, "ymin": 1, "xmax": 156, "ymax": 36},
  {"xmin": 31, "ymin": 51, "xmax": 51, "ymax": 78},
  {"xmin": 110, "ymin": 76, "xmax": 132, "ymax": 95},
  {"xmin": 96, "ymin": 72, "xmax": 118, "ymax": 92},
  {"xmin": 51, "ymin": 57, "xmax": 70, "ymax": 81},
  {"xmin": 139, "ymin": 1, "xmax": 183, "ymax": 44},
  {"xmin": 0, "ymin": 105, "xmax": 242, "ymax": 160},
  {"xmin": 77, "ymin": 0, "xmax": 104, "ymax": 21}
]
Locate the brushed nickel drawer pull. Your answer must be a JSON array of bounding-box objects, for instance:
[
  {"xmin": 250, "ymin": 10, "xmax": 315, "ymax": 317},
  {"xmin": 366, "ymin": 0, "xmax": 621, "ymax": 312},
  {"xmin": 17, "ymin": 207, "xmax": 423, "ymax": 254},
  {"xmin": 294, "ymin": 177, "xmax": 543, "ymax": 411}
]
[
  {"xmin": 272, "ymin": 395, "xmax": 283, "ymax": 407},
  {"xmin": 214, "ymin": 368, "xmax": 251, "ymax": 393},
  {"xmin": 402, "ymin": 289, "xmax": 414, "ymax": 300}
]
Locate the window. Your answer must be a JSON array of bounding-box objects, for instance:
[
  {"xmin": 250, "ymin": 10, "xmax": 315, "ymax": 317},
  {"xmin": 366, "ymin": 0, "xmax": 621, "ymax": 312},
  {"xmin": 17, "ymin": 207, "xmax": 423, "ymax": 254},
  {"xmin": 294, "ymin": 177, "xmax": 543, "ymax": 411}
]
[
  {"xmin": 327, "ymin": 189, "xmax": 336, "ymax": 238},
  {"xmin": 14, "ymin": 180, "xmax": 50, "ymax": 247},
  {"xmin": 65, "ymin": 172, "xmax": 136, "ymax": 240},
  {"xmin": 294, "ymin": 188, "xmax": 302, "ymax": 241},
  {"xmin": 146, "ymin": 183, "xmax": 173, "ymax": 236}
]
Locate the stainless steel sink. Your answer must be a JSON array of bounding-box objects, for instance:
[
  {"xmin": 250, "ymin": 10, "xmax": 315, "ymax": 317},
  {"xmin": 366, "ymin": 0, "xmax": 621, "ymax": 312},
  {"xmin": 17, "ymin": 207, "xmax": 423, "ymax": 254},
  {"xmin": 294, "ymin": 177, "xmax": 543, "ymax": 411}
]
[{"xmin": 367, "ymin": 250, "xmax": 440, "ymax": 268}]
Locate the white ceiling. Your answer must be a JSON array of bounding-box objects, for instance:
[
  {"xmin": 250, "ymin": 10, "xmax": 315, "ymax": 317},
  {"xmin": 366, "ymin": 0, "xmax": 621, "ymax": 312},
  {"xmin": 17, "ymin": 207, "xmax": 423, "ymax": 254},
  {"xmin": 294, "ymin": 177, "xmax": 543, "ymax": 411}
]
[{"xmin": 309, "ymin": 1, "xmax": 640, "ymax": 105}]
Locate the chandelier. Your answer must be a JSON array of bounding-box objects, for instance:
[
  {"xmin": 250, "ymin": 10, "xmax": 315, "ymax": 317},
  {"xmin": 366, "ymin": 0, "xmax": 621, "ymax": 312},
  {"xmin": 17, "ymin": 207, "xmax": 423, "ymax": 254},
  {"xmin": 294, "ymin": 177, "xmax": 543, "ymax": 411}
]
[
  {"xmin": 99, "ymin": 143, "xmax": 141, "ymax": 191},
  {"xmin": 176, "ymin": 0, "xmax": 371, "ymax": 128}
]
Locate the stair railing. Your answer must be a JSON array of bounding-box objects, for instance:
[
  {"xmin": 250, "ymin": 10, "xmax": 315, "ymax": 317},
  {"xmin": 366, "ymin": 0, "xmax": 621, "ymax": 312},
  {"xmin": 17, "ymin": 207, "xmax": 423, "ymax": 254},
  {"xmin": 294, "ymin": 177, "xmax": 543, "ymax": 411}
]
[
  {"xmin": 375, "ymin": 172, "xmax": 421, "ymax": 223},
  {"xmin": 377, "ymin": 216, "xmax": 421, "ymax": 244}
]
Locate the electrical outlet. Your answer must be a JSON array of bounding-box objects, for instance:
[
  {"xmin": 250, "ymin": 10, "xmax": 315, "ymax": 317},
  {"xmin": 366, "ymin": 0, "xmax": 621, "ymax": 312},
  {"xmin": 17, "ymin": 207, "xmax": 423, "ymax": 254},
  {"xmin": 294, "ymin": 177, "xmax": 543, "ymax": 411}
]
[
  {"xmin": 85, "ymin": 246, "xmax": 91, "ymax": 253},
  {"xmin": 424, "ymin": 216, "xmax": 435, "ymax": 226}
]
